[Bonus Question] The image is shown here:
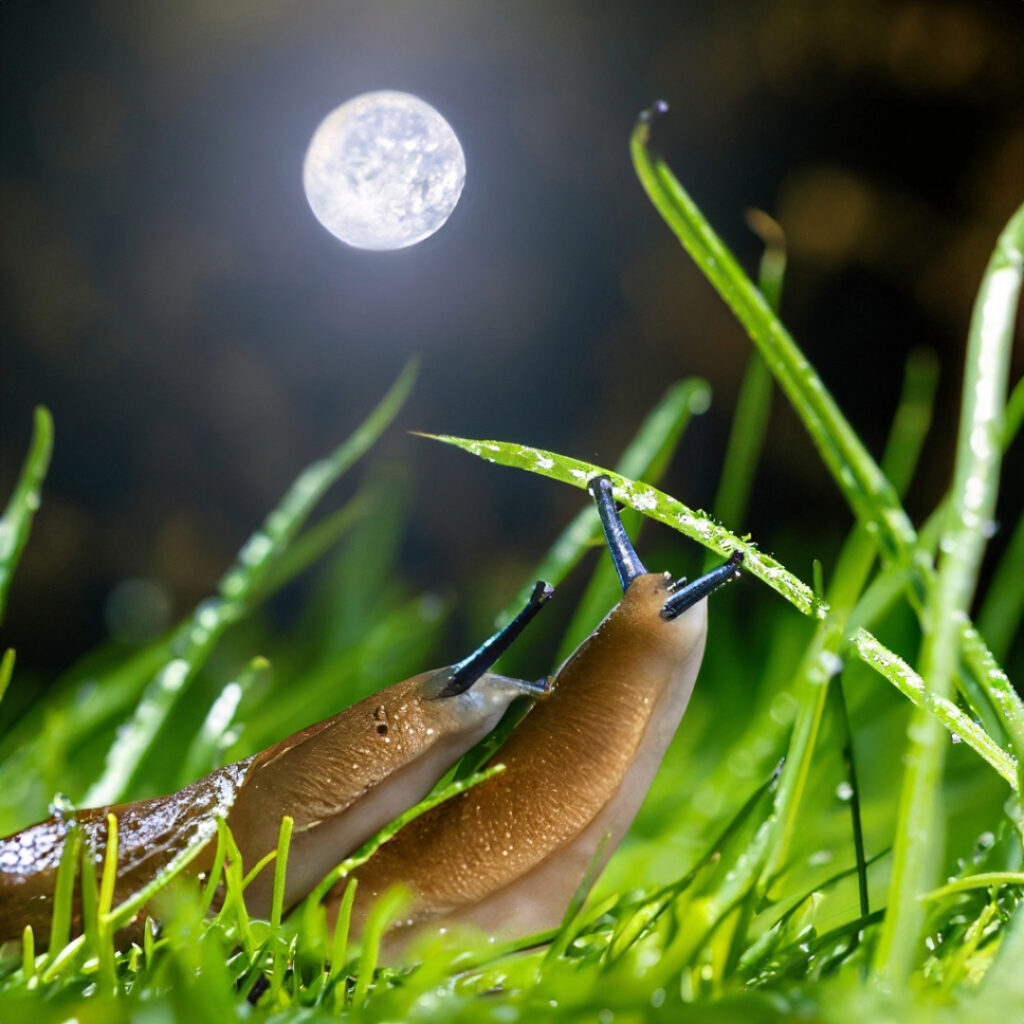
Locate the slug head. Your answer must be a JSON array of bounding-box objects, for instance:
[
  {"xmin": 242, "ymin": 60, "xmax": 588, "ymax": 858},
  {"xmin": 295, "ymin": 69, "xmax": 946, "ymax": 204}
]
[
  {"xmin": 588, "ymin": 475, "xmax": 742, "ymax": 628},
  {"xmin": 230, "ymin": 581, "xmax": 554, "ymax": 865}
]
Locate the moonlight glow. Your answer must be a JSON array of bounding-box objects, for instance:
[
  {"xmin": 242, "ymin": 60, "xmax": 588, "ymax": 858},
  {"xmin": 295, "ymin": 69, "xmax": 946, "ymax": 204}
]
[{"xmin": 302, "ymin": 91, "xmax": 466, "ymax": 250}]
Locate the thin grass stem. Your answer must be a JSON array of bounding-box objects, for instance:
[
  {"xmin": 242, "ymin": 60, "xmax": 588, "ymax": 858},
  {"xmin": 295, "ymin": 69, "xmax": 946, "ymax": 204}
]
[
  {"xmin": 0, "ymin": 407, "xmax": 53, "ymax": 624},
  {"xmin": 853, "ymin": 629, "xmax": 1017, "ymax": 788}
]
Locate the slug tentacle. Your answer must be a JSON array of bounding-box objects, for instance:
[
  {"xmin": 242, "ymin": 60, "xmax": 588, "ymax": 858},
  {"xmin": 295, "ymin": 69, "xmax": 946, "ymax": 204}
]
[
  {"xmin": 435, "ymin": 581, "xmax": 554, "ymax": 697},
  {"xmin": 661, "ymin": 551, "xmax": 744, "ymax": 620},
  {"xmin": 588, "ymin": 476, "xmax": 647, "ymax": 589}
]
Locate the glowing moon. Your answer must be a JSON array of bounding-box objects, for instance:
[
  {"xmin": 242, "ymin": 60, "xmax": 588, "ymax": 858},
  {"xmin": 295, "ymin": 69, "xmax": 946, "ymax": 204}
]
[{"xmin": 302, "ymin": 91, "xmax": 466, "ymax": 250}]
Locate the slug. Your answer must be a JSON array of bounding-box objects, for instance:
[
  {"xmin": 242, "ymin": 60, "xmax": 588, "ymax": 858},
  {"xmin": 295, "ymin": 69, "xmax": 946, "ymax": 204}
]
[
  {"xmin": 0, "ymin": 581, "xmax": 554, "ymax": 947},
  {"xmin": 337, "ymin": 476, "xmax": 741, "ymax": 947}
]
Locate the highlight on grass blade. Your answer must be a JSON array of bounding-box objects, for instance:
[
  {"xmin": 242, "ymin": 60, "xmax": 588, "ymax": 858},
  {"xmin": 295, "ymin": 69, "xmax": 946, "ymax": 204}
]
[
  {"xmin": 853, "ymin": 629, "xmax": 1018, "ymax": 790},
  {"xmin": 422, "ymin": 434, "xmax": 824, "ymax": 619},
  {"xmin": 0, "ymin": 406, "xmax": 53, "ymax": 624}
]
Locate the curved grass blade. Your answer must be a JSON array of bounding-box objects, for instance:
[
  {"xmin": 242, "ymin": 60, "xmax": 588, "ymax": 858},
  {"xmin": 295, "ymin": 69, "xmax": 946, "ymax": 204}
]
[
  {"xmin": 84, "ymin": 360, "xmax": 417, "ymax": 806},
  {"xmin": 631, "ymin": 113, "xmax": 917, "ymax": 566},
  {"xmin": 0, "ymin": 407, "xmax": 53, "ymax": 624},
  {"xmin": 923, "ymin": 872, "xmax": 1024, "ymax": 902},
  {"xmin": 631, "ymin": 113, "xmax": 1024, "ymax": 762},
  {"xmin": 424, "ymin": 435, "xmax": 824, "ymax": 619},
  {"xmin": 853, "ymin": 629, "xmax": 1018, "ymax": 789}
]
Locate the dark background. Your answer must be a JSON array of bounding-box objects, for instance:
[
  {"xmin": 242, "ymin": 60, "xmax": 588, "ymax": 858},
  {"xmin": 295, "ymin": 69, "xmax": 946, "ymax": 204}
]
[{"xmin": 2, "ymin": 0, "xmax": 1022, "ymax": 683}]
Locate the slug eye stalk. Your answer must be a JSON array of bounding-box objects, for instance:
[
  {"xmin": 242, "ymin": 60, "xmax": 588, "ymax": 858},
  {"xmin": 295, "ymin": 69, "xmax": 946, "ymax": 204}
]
[
  {"xmin": 661, "ymin": 551, "xmax": 743, "ymax": 620},
  {"xmin": 587, "ymin": 475, "xmax": 742, "ymax": 615},
  {"xmin": 588, "ymin": 476, "xmax": 647, "ymax": 590},
  {"xmin": 435, "ymin": 580, "xmax": 554, "ymax": 697}
]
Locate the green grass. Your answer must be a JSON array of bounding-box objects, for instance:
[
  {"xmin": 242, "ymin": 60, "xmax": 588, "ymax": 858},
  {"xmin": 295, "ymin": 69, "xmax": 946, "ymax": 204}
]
[{"xmin": 0, "ymin": 113, "xmax": 1022, "ymax": 1023}]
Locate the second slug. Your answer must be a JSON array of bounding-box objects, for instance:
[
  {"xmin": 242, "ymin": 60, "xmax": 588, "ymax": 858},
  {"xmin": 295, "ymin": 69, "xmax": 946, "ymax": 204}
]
[{"xmin": 0, "ymin": 581, "xmax": 554, "ymax": 946}]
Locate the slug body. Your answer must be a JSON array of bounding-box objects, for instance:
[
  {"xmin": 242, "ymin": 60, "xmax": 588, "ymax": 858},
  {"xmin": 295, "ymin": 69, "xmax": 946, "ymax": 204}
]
[
  {"xmin": 0, "ymin": 583, "xmax": 554, "ymax": 946},
  {"xmin": 340, "ymin": 478, "xmax": 741, "ymax": 946}
]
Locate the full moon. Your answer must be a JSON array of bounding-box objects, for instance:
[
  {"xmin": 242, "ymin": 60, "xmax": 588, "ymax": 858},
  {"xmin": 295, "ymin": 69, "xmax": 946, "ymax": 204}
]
[{"xmin": 302, "ymin": 91, "xmax": 466, "ymax": 250}]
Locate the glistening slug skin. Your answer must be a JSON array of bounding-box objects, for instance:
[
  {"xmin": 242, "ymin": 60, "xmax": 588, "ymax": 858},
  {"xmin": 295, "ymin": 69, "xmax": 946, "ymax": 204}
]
[
  {"xmin": 338, "ymin": 477, "xmax": 741, "ymax": 950},
  {"xmin": 0, "ymin": 583, "xmax": 554, "ymax": 947}
]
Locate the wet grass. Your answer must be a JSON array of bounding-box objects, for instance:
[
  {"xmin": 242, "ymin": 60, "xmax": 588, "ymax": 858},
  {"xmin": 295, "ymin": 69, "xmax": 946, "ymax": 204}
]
[{"xmin": 0, "ymin": 114, "xmax": 1022, "ymax": 1023}]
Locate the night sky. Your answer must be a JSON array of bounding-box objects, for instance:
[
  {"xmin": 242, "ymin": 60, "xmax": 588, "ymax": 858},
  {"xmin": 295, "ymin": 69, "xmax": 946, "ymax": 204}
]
[{"xmin": 2, "ymin": 0, "xmax": 1022, "ymax": 683}]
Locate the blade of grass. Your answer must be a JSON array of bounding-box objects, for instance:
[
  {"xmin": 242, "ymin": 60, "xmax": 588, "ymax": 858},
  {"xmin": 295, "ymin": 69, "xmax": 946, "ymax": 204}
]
[
  {"xmin": 20, "ymin": 926, "xmax": 35, "ymax": 985},
  {"xmin": 352, "ymin": 886, "xmax": 409, "ymax": 1007},
  {"xmin": 270, "ymin": 816, "xmax": 293, "ymax": 931},
  {"xmin": 423, "ymin": 438, "xmax": 824, "ymax": 618},
  {"xmin": 216, "ymin": 818, "xmax": 259, "ymax": 955},
  {"xmin": 923, "ymin": 872, "xmax": 1024, "ymax": 901},
  {"xmin": 268, "ymin": 815, "xmax": 294, "ymax": 1001},
  {"xmin": 84, "ymin": 360, "xmax": 417, "ymax": 805},
  {"xmin": 875, "ymin": 203, "xmax": 1024, "ymax": 986},
  {"xmin": 631, "ymin": 111, "xmax": 916, "ymax": 565},
  {"xmin": 95, "ymin": 813, "xmax": 119, "ymax": 990},
  {"xmin": 178, "ymin": 657, "xmax": 270, "ymax": 786},
  {"xmin": 853, "ymin": 629, "xmax": 1017, "ymax": 788},
  {"xmin": 828, "ymin": 677, "xmax": 870, "ymax": 930},
  {"xmin": 78, "ymin": 828, "xmax": 101, "ymax": 969},
  {"xmin": 959, "ymin": 624, "xmax": 1023, "ymax": 764},
  {"xmin": 631, "ymin": 113, "xmax": 1024, "ymax": 767},
  {"xmin": 45, "ymin": 821, "xmax": 80, "ymax": 963},
  {"xmin": 327, "ymin": 879, "xmax": 357, "ymax": 985},
  {"xmin": 0, "ymin": 649, "xmax": 14, "ymax": 709},
  {"xmin": 0, "ymin": 407, "xmax": 53, "ymax": 624},
  {"xmin": 257, "ymin": 492, "xmax": 369, "ymax": 598}
]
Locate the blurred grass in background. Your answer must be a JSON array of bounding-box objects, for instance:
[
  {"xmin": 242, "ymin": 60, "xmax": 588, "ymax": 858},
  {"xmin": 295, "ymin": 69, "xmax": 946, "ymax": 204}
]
[{"xmin": 2, "ymin": 0, "xmax": 1022, "ymax": 685}]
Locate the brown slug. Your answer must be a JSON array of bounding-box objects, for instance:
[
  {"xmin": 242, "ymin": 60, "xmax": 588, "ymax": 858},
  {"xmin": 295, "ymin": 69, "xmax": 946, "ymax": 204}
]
[
  {"xmin": 336, "ymin": 476, "xmax": 741, "ymax": 947},
  {"xmin": 0, "ymin": 581, "xmax": 554, "ymax": 947}
]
